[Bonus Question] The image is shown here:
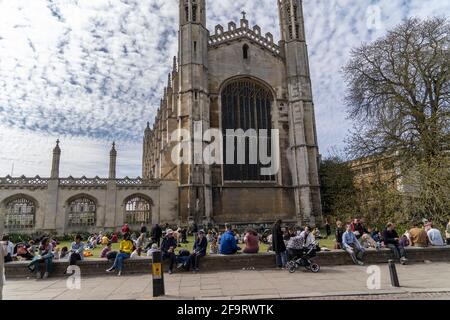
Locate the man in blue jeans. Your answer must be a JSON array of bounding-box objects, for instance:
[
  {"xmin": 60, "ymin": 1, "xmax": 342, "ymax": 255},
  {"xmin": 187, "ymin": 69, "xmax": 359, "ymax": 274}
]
[{"xmin": 219, "ymin": 224, "xmax": 240, "ymax": 255}]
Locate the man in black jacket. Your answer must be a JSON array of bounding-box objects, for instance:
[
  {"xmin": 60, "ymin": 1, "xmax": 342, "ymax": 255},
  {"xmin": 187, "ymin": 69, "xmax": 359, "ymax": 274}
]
[
  {"xmin": 161, "ymin": 229, "xmax": 177, "ymax": 274},
  {"xmin": 188, "ymin": 230, "xmax": 208, "ymax": 272},
  {"xmin": 151, "ymin": 223, "xmax": 163, "ymax": 247},
  {"xmin": 383, "ymin": 222, "xmax": 408, "ymax": 265}
]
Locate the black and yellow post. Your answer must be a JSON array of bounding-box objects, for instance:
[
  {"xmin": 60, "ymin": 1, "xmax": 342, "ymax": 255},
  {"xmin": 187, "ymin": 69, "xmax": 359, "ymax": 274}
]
[{"xmin": 152, "ymin": 250, "xmax": 165, "ymax": 297}]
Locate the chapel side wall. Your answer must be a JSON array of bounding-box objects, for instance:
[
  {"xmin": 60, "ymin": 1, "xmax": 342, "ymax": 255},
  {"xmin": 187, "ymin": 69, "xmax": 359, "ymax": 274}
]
[
  {"xmin": 159, "ymin": 181, "xmax": 179, "ymax": 225},
  {"xmin": 56, "ymin": 188, "xmax": 108, "ymax": 233}
]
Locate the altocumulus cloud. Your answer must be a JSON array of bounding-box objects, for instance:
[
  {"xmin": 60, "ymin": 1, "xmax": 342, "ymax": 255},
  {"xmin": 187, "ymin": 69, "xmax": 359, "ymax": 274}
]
[{"xmin": 0, "ymin": 0, "xmax": 448, "ymax": 177}]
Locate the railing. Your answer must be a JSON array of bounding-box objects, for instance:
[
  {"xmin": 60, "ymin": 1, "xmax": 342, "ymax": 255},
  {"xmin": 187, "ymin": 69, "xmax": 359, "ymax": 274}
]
[
  {"xmin": 59, "ymin": 176, "xmax": 108, "ymax": 186},
  {"xmin": 0, "ymin": 176, "xmax": 160, "ymax": 188},
  {"xmin": 116, "ymin": 177, "xmax": 160, "ymax": 187},
  {"xmin": 0, "ymin": 175, "xmax": 49, "ymax": 187},
  {"xmin": 208, "ymin": 21, "xmax": 282, "ymax": 57}
]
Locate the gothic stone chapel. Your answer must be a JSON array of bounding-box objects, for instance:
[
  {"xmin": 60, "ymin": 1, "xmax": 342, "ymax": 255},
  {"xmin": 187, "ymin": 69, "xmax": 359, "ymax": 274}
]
[
  {"xmin": 0, "ymin": 0, "xmax": 322, "ymax": 234},
  {"xmin": 142, "ymin": 0, "xmax": 322, "ymax": 227}
]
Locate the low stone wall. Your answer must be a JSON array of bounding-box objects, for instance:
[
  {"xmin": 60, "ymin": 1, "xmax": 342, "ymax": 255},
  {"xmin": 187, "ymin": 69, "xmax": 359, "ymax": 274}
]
[{"xmin": 5, "ymin": 246, "xmax": 450, "ymax": 279}]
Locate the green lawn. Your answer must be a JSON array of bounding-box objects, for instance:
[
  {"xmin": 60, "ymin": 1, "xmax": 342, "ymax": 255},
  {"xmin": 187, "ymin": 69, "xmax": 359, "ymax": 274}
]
[{"xmin": 58, "ymin": 235, "xmax": 336, "ymax": 259}]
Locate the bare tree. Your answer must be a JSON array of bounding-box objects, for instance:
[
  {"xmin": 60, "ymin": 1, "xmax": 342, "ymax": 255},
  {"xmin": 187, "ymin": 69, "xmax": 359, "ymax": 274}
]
[
  {"xmin": 343, "ymin": 17, "xmax": 450, "ymax": 224},
  {"xmin": 344, "ymin": 17, "xmax": 449, "ymax": 162}
]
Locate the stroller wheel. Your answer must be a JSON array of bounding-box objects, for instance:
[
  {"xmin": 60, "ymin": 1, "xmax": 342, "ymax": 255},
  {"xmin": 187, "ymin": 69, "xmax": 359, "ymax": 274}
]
[
  {"xmin": 288, "ymin": 264, "xmax": 297, "ymax": 273},
  {"xmin": 310, "ymin": 263, "xmax": 320, "ymax": 273}
]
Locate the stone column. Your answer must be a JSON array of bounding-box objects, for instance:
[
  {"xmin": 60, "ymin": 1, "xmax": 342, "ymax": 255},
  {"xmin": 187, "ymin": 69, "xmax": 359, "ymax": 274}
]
[
  {"xmin": 106, "ymin": 142, "xmax": 118, "ymax": 230},
  {"xmin": 44, "ymin": 140, "xmax": 60, "ymax": 232}
]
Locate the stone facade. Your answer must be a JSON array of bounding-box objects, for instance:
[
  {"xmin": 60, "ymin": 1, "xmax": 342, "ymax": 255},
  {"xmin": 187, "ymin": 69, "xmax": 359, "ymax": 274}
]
[
  {"xmin": 143, "ymin": 0, "xmax": 322, "ymax": 226},
  {"xmin": 0, "ymin": 142, "xmax": 178, "ymax": 234}
]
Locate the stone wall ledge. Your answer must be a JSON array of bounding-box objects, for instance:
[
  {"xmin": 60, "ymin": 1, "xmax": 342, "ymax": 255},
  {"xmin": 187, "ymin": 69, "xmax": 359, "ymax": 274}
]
[{"xmin": 4, "ymin": 246, "xmax": 450, "ymax": 279}]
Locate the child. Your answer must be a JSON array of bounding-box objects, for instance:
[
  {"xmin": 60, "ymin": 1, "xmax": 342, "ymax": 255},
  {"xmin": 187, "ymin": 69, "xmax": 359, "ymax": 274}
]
[
  {"xmin": 100, "ymin": 243, "xmax": 112, "ymax": 258},
  {"xmin": 209, "ymin": 239, "xmax": 218, "ymax": 254}
]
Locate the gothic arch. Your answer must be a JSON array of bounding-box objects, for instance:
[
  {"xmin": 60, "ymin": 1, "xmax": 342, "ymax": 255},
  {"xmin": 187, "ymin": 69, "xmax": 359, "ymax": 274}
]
[
  {"xmin": 65, "ymin": 194, "xmax": 98, "ymax": 228},
  {"xmin": 122, "ymin": 194, "xmax": 154, "ymax": 226},
  {"xmin": 218, "ymin": 75, "xmax": 277, "ymax": 100},
  {"xmin": 1, "ymin": 194, "xmax": 38, "ymax": 231}
]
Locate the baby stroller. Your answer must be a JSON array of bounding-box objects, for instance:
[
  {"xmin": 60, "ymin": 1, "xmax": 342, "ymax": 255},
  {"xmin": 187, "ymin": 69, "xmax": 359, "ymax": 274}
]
[{"xmin": 286, "ymin": 241, "xmax": 320, "ymax": 273}]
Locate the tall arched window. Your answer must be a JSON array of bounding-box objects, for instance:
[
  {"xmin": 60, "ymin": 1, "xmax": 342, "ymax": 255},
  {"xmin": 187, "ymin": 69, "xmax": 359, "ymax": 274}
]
[
  {"xmin": 4, "ymin": 197, "xmax": 35, "ymax": 230},
  {"xmin": 124, "ymin": 195, "xmax": 152, "ymax": 225},
  {"xmin": 68, "ymin": 197, "xmax": 96, "ymax": 227},
  {"xmin": 221, "ymin": 78, "xmax": 275, "ymax": 182}
]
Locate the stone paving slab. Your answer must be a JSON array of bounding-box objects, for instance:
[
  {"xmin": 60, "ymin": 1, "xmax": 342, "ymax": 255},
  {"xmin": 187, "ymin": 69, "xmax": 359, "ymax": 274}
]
[{"xmin": 4, "ymin": 262, "xmax": 450, "ymax": 300}]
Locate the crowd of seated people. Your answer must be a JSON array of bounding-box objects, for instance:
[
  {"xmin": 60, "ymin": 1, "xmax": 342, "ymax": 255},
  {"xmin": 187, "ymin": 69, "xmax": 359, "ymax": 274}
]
[
  {"xmin": 3, "ymin": 218, "xmax": 450, "ymax": 279},
  {"xmin": 332, "ymin": 218, "xmax": 448, "ymax": 266}
]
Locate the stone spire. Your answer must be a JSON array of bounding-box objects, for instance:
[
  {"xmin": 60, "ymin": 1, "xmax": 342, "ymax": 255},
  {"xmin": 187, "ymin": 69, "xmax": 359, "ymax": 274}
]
[
  {"xmin": 172, "ymin": 56, "xmax": 177, "ymax": 73},
  {"xmin": 167, "ymin": 73, "xmax": 172, "ymax": 88},
  {"xmin": 50, "ymin": 139, "xmax": 61, "ymax": 179},
  {"xmin": 109, "ymin": 142, "xmax": 117, "ymax": 180}
]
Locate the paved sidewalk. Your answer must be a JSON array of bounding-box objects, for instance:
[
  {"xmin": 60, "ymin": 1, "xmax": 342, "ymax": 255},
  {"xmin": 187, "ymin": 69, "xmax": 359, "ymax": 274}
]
[{"xmin": 3, "ymin": 262, "xmax": 450, "ymax": 300}]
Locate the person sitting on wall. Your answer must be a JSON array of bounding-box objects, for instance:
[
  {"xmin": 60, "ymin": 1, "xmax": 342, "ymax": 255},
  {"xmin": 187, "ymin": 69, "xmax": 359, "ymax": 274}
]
[
  {"xmin": 161, "ymin": 229, "xmax": 177, "ymax": 274},
  {"xmin": 147, "ymin": 243, "xmax": 159, "ymax": 257},
  {"xmin": 351, "ymin": 218, "xmax": 365, "ymax": 240},
  {"xmin": 130, "ymin": 247, "xmax": 144, "ymax": 259},
  {"xmin": 209, "ymin": 238, "xmax": 218, "ymax": 255},
  {"xmin": 68, "ymin": 234, "xmax": 85, "ymax": 266},
  {"xmin": 219, "ymin": 223, "xmax": 241, "ymax": 255},
  {"xmin": 15, "ymin": 243, "xmax": 35, "ymax": 261},
  {"xmin": 383, "ymin": 222, "xmax": 408, "ymax": 265},
  {"xmin": 27, "ymin": 237, "xmax": 54, "ymax": 279},
  {"xmin": 106, "ymin": 233, "xmax": 134, "ymax": 276},
  {"xmin": 1, "ymin": 235, "xmax": 15, "ymax": 263},
  {"xmin": 100, "ymin": 242, "xmax": 112, "ymax": 258},
  {"xmin": 425, "ymin": 223, "xmax": 445, "ymax": 246},
  {"xmin": 342, "ymin": 224, "xmax": 365, "ymax": 266},
  {"xmin": 409, "ymin": 223, "xmax": 429, "ymax": 247},
  {"xmin": 188, "ymin": 230, "xmax": 208, "ymax": 272},
  {"xmin": 243, "ymin": 229, "xmax": 260, "ymax": 254}
]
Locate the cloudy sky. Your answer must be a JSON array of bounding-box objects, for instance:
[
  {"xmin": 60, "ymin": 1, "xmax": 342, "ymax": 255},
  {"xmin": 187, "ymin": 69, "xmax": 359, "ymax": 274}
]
[{"xmin": 0, "ymin": 0, "xmax": 448, "ymax": 178}]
